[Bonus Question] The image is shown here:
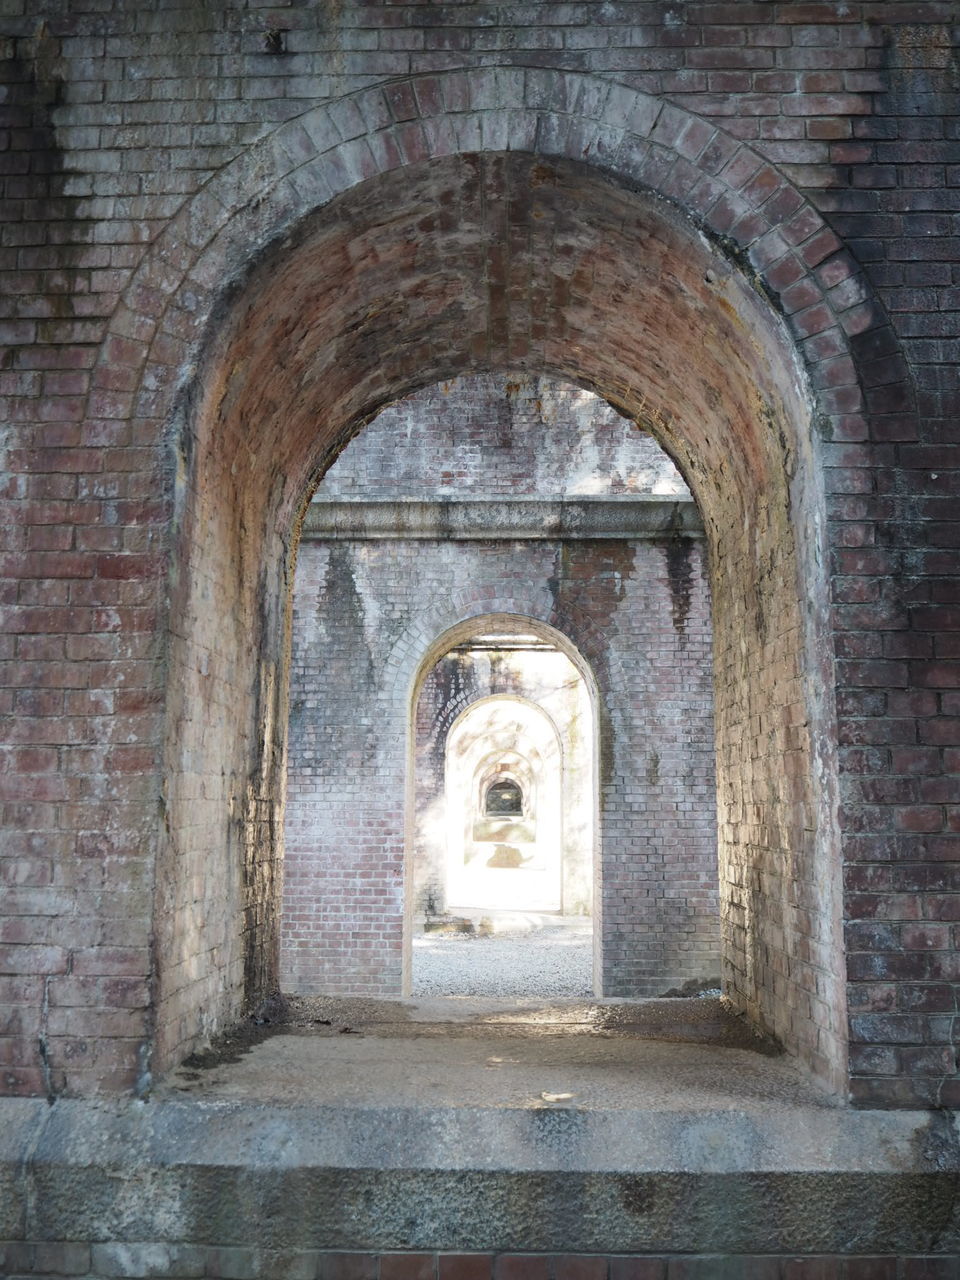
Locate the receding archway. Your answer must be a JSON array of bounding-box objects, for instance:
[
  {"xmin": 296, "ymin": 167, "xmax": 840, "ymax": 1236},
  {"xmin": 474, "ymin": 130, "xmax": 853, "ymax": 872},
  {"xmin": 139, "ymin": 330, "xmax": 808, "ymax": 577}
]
[
  {"xmin": 406, "ymin": 617, "xmax": 601, "ymax": 999},
  {"xmin": 281, "ymin": 371, "xmax": 716, "ymax": 1004},
  {"xmin": 442, "ymin": 697, "xmax": 578, "ymax": 917},
  {"xmin": 161, "ymin": 149, "xmax": 843, "ymax": 1091}
]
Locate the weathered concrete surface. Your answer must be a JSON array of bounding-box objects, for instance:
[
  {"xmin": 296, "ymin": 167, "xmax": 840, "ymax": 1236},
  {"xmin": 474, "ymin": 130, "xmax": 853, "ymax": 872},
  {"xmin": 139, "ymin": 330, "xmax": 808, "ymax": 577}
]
[{"xmin": 4, "ymin": 1001, "xmax": 959, "ymax": 1256}]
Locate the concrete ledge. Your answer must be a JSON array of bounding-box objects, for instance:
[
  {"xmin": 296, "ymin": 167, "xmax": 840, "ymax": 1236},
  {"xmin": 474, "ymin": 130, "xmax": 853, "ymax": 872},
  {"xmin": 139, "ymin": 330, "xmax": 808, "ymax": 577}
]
[
  {"xmin": 3, "ymin": 1097, "xmax": 958, "ymax": 1255},
  {"xmin": 301, "ymin": 497, "xmax": 703, "ymax": 541}
]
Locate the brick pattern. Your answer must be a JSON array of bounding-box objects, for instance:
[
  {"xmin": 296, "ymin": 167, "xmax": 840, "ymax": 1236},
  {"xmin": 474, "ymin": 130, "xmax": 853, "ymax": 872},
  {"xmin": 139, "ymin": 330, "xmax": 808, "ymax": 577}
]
[
  {"xmin": 147, "ymin": 140, "xmax": 846, "ymax": 1086},
  {"xmin": 815, "ymin": 21, "xmax": 960, "ymax": 1110},
  {"xmin": 0, "ymin": 7, "xmax": 955, "ymax": 1104},
  {"xmin": 316, "ymin": 373, "xmax": 688, "ymax": 500},
  {"xmin": 283, "ymin": 376, "xmax": 716, "ymax": 997},
  {"xmin": 283, "ymin": 516, "xmax": 718, "ymax": 997},
  {"xmin": 1, "ymin": 1244, "xmax": 957, "ymax": 1280}
]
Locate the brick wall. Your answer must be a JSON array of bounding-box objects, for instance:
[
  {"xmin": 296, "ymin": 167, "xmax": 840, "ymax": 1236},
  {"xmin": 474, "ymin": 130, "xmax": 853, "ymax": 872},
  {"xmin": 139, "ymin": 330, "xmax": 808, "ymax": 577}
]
[
  {"xmin": 283, "ymin": 380, "xmax": 717, "ymax": 997},
  {"xmin": 3, "ymin": 1244, "xmax": 960, "ymax": 1279},
  {"xmin": 284, "ymin": 534, "xmax": 718, "ymax": 997},
  {"xmin": 318, "ymin": 373, "xmax": 690, "ymax": 500},
  {"xmin": 0, "ymin": 3, "xmax": 956, "ymax": 1104}
]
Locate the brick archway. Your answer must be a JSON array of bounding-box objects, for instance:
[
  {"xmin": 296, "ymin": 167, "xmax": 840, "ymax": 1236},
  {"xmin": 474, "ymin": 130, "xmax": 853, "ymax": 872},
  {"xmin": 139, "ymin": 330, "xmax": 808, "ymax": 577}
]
[
  {"xmin": 401, "ymin": 612, "xmax": 606, "ymax": 1000},
  {"xmin": 104, "ymin": 68, "xmax": 915, "ymax": 1096},
  {"xmin": 102, "ymin": 65, "xmax": 904, "ymax": 453}
]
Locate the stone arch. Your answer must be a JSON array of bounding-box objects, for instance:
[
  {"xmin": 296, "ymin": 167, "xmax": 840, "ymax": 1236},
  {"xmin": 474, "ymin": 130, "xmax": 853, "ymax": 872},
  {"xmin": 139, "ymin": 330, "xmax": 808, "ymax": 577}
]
[
  {"xmin": 482, "ymin": 774, "xmax": 527, "ymax": 820},
  {"xmin": 121, "ymin": 66, "xmax": 908, "ymax": 1094},
  {"xmin": 388, "ymin": 599, "xmax": 623, "ymax": 717},
  {"xmin": 442, "ymin": 697, "xmax": 564, "ymax": 911}
]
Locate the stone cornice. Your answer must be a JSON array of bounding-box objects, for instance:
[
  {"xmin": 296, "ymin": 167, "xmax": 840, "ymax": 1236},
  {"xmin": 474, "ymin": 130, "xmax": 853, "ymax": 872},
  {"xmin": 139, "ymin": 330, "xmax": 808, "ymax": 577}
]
[{"xmin": 302, "ymin": 496, "xmax": 703, "ymax": 541}]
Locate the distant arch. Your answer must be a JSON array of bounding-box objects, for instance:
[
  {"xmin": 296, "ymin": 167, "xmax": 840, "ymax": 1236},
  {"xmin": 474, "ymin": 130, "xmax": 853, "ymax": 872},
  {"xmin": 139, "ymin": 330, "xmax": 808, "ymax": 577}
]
[
  {"xmin": 484, "ymin": 777, "xmax": 524, "ymax": 818},
  {"xmin": 406, "ymin": 620, "xmax": 601, "ymax": 995}
]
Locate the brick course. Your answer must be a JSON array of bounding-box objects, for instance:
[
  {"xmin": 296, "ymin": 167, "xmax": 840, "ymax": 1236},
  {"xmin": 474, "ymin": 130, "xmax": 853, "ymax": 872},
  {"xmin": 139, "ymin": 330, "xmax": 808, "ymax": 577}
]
[{"xmin": 2, "ymin": 1246, "xmax": 960, "ymax": 1279}]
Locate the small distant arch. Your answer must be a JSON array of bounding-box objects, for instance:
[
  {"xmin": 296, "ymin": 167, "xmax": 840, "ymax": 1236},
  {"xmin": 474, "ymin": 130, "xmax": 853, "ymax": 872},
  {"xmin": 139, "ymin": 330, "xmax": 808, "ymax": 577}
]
[
  {"xmin": 406, "ymin": 619, "xmax": 601, "ymax": 995},
  {"xmin": 484, "ymin": 777, "xmax": 524, "ymax": 818}
]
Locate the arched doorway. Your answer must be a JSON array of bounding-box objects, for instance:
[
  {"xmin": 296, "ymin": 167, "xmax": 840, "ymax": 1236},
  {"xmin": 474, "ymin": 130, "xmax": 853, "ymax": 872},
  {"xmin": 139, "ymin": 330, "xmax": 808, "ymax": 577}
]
[
  {"xmin": 280, "ymin": 375, "xmax": 719, "ymax": 1004},
  {"xmin": 445, "ymin": 698, "xmax": 566, "ymax": 915},
  {"xmin": 407, "ymin": 621, "xmax": 600, "ymax": 999},
  {"xmin": 156, "ymin": 145, "xmax": 843, "ymax": 1090}
]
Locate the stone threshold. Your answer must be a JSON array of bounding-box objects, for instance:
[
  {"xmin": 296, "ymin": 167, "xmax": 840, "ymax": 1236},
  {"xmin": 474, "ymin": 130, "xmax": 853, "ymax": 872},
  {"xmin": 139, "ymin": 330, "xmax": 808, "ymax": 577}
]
[
  {"xmin": 3, "ymin": 997, "xmax": 959, "ymax": 1257},
  {"xmin": 1, "ymin": 1093, "xmax": 958, "ymax": 1256}
]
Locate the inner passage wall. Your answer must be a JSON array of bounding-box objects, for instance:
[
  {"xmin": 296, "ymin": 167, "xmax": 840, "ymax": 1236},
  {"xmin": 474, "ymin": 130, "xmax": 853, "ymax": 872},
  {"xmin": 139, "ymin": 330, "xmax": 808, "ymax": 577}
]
[{"xmin": 281, "ymin": 374, "xmax": 719, "ymax": 998}]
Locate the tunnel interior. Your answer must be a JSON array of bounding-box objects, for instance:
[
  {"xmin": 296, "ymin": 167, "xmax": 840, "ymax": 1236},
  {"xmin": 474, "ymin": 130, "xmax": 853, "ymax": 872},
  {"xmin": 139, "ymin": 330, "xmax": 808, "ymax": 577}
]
[{"xmin": 159, "ymin": 152, "xmax": 844, "ymax": 1093}]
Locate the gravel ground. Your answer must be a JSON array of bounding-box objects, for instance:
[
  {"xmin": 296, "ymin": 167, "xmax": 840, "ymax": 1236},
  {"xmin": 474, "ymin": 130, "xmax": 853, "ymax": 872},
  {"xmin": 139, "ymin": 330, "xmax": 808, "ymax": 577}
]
[{"xmin": 411, "ymin": 918, "xmax": 594, "ymax": 997}]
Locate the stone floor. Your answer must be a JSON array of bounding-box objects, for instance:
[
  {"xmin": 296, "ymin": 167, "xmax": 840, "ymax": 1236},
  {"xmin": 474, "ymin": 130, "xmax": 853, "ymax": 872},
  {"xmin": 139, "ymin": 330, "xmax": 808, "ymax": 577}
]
[{"xmin": 160, "ymin": 994, "xmax": 810, "ymax": 1115}]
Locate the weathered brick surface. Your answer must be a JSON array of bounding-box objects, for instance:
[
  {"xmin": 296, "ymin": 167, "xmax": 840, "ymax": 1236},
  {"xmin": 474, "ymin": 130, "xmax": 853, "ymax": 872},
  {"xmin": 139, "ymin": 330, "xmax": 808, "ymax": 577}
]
[
  {"xmin": 316, "ymin": 374, "xmax": 689, "ymax": 501},
  {"xmin": 285, "ymin": 533, "xmax": 718, "ymax": 998},
  {"xmin": 0, "ymin": 4, "xmax": 955, "ymax": 1106},
  {"xmin": 282, "ymin": 375, "xmax": 718, "ymax": 998},
  {"xmin": 2, "ymin": 1247, "xmax": 960, "ymax": 1279},
  {"xmin": 146, "ymin": 138, "xmax": 846, "ymax": 1085}
]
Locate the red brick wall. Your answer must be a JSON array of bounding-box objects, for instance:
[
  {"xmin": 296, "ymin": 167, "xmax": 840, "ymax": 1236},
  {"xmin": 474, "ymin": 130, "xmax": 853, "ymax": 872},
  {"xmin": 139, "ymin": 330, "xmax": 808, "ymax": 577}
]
[
  {"xmin": 0, "ymin": 5, "xmax": 955, "ymax": 1104},
  {"xmin": 3, "ymin": 1244, "xmax": 959, "ymax": 1278},
  {"xmin": 282, "ymin": 375, "xmax": 716, "ymax": 996},
  {"xmin": 5, "ymin": 1245, "xmax": 960, "ymax": 1278},
  {"xmin": 284, "ymin": 534, "xmax": 718, "ymax": 996}
]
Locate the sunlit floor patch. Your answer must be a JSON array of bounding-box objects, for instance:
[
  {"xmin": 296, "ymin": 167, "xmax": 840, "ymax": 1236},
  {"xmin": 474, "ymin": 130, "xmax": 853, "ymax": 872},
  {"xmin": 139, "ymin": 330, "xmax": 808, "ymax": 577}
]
[
  {"xmin": 158, "ymin": 993, "xmax": 816, "ymax": 1115},
  {"xmin": 412, "ymin": 912, "xmax": 593, "ymax": 998}
]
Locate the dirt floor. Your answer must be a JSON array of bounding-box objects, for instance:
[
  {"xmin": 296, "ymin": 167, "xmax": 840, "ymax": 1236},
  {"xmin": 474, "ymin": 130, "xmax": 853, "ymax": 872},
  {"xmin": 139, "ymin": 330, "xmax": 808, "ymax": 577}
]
[
  {"xmin": 155, "ymin": 992, "xmax": 837, "ymax": 1117},
  {"xmin": 411, "ymin": 912, "xmax": 594, "ymax": 997}
]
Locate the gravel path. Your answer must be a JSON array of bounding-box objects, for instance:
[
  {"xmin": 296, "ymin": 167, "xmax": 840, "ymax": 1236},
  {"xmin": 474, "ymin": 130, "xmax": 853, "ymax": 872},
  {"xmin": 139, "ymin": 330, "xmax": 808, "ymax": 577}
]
[{"xmin": 411, "ymin": 919, "xmax": 594, "ymax": 997}]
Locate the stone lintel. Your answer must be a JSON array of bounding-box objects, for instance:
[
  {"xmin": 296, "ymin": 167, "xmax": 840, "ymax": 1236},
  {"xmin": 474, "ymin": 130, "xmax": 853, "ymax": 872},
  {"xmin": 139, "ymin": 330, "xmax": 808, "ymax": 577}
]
[{"xmin": 301, "ymin": 497, "xmax": 703, "ymax": 541}]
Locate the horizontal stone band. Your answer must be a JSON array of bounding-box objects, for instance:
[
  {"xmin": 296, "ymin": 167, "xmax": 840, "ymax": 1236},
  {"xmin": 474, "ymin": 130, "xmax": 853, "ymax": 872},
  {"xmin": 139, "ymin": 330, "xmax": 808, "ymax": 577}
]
[{"xmin": 302, "ymin": 497, "xmax": 703, "ymax": 541}]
